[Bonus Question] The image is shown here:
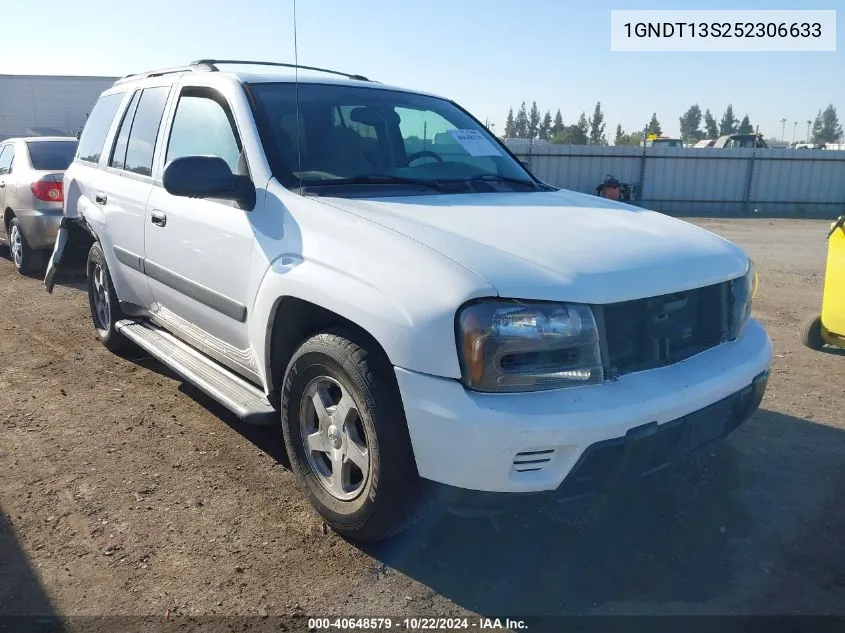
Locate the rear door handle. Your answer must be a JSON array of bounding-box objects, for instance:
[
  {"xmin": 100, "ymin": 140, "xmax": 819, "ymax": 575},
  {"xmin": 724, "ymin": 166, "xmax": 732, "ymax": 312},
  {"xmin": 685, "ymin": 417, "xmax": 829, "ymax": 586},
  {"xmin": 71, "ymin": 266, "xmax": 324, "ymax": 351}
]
[
  {"xmin": 150, "ymin": 210, "xmax": 167, "ymax": 227},
  {"xmin": 0, "ymin": 182, "xmax": 5, "ymax": 188},
  {"xmin": 95, "ymin": 193, "xmax": 107, "ymax": 205}
]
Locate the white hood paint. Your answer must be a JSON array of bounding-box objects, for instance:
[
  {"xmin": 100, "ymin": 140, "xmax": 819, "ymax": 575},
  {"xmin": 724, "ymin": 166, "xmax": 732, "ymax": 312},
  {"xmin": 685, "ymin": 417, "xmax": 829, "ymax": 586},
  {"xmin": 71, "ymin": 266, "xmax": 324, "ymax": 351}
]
[{"xmin": 322, "ymin": 189, "xmax": 749, "ymax": 304}]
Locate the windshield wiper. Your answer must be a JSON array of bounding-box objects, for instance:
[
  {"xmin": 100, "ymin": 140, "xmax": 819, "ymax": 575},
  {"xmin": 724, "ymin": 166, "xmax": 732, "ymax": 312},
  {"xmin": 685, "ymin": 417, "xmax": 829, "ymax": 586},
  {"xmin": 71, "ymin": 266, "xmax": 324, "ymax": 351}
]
[
  {"xmin": 463, "ymin": 174, "xmax": 538, "ymax": 187},
  {"xmin": 306, "ymin": 174, "xmax": 446, "ymax": 192},
  {"xmin": 433, "ymin": 173, "xmax": 539, "ymax": 189}
]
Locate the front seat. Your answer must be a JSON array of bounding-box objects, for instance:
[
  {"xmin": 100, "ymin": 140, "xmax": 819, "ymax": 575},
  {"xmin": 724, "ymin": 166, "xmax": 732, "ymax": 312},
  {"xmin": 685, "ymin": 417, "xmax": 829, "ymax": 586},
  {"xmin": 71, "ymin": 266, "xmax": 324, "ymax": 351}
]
[{"xmin": 317, "ymin": 126, "xmax": 375, "ymax": 178}]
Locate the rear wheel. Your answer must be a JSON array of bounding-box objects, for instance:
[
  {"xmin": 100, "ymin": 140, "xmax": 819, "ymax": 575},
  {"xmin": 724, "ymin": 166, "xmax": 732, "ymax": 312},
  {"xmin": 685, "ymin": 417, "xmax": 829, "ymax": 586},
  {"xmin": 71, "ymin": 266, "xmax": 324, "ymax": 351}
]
[
  {"xmin": 800, "ymin": 315, "xmax": 824, "ymax": 350},
  {"xmin": 281, "ymin": 330, "xmax": 422, "ymax": 540},
  {"xmin": 87, "ymin": 242, "xmax": 130, "ymax": 352},
  {"xmin": 9, "ymin": 218, "xmax": 45, "ymax": 276}
]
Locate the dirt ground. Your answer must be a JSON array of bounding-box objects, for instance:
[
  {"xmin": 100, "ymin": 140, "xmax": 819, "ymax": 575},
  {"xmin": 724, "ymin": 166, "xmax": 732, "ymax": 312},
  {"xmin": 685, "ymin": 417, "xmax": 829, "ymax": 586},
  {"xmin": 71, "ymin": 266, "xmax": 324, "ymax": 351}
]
[{"xmin": 1, "ymin": 218, "xmax": 844, "ymax": 630}]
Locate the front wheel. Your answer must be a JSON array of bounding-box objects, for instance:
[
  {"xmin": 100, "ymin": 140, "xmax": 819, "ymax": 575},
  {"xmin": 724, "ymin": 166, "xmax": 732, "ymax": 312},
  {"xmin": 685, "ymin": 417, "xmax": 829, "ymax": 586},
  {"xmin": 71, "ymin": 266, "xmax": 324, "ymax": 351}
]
[
  {"xmin": 281, "ymin": 330, "xmax": 423, "ymax": 540},
  {"xmin": 87, "ymin": 242, "xmax": 130, "ymax": 352}
]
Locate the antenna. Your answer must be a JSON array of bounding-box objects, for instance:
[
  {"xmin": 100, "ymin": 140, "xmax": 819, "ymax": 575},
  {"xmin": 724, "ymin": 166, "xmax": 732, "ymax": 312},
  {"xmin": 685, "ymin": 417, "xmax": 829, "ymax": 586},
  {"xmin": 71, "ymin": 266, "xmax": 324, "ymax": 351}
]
[{"xmin": 293, "ymin": 0, "xmax": 302, "ymax": 193}]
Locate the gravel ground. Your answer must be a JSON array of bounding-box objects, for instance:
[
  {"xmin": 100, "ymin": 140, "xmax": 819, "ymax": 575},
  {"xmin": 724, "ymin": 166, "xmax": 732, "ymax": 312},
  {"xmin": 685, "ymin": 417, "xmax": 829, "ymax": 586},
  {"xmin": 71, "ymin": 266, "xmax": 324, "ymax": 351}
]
[{"xmin": 1, "ymin": 218, "xmax": 843, "ymax": 630}]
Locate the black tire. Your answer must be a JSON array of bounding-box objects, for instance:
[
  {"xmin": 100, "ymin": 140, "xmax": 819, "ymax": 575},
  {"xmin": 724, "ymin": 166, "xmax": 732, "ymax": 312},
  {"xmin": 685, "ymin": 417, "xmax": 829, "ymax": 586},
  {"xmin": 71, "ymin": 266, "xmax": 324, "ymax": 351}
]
[
  {"xmin": 800, "ymin": 315, "xmax": 824, "ymax": 350},
  {"xmin": 8, "ymin": 218, "xmax": 45, "ymax": 276},
  {"xmin": 281, "ymin": 329, "xmax": 422, "ymax": 540},
  {"xmin": 86, "ymin": 242, "xmax": 131, "ymax": 352}
]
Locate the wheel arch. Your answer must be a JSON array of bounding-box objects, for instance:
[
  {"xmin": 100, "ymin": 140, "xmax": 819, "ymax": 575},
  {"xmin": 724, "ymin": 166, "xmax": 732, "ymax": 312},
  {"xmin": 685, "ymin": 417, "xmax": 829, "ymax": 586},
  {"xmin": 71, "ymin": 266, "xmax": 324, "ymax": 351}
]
[
  {"xmin": 3, "ymin": 208, "xmax": 15, "ymax": 234},
  {"xmin": 265, "ymin": 296, "xmax": 396, "ymax": 407},
  {"xmin": 71, "ymin": 217, "xmax": 109, "ymax": 275}
]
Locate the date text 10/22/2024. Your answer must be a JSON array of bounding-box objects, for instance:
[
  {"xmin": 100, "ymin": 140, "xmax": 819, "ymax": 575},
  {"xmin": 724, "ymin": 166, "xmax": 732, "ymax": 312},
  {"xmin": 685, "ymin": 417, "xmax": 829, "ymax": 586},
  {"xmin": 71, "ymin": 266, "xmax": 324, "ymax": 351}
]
[{"xmin": 307, "ymin": 617, "xmax": 528, "ymax": 630}]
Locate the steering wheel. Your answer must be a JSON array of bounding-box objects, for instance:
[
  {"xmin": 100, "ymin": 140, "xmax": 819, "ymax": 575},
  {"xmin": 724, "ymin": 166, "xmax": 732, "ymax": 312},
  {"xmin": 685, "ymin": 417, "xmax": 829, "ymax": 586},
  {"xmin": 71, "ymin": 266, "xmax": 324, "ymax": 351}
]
[{"xmin": 406, "ymin": 150, "xmax": 443, "ymax": 165}]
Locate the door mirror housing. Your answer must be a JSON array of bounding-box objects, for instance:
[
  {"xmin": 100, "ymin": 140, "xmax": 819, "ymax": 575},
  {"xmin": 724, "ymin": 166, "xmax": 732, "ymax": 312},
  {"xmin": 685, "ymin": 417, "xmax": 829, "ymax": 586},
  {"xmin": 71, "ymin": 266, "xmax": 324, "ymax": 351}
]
[{"xmin": 163, "ymin": 156, "xmax": 256, "ymax": 210}]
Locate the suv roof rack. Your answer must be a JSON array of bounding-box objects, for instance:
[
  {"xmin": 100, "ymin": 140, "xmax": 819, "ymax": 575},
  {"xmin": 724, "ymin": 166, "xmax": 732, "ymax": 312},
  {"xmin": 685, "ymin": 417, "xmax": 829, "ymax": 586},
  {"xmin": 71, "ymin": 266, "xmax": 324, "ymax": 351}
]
[
  {"xmin": 113, "ymin": 62, "xmax": 216, "ymax": 86},
  {"xmin": 112, "ymin": 60, "xmax": 373, "ymax": 88},
  {"xmin": 190, "ymin": 59, "xmax": 372, "ymax": 82}
]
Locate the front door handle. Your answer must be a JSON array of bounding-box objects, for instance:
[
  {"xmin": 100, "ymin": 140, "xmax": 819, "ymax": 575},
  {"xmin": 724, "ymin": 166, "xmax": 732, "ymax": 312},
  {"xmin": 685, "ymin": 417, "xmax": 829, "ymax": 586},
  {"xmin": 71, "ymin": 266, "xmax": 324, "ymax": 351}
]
[
  {"xmin": 95, "ymin": 193, "xmax": 107, "ymax": 205},
  {"xmin": 0, "ymin": 181, "xmax": 5, "ymax": 188},
  {"xmin": 150, "ymin": 210, "xmax": 167, "ymax": 227}
]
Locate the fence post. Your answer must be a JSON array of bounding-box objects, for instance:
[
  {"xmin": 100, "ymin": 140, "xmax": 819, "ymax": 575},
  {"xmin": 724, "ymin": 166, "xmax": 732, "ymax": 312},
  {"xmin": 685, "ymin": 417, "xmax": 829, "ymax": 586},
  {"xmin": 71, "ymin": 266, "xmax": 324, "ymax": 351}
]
[
  {"xmin": 637, "ymin": 146, "xmax": 648, "ymax": 207},
  {"xmin": 519, "ymin": 138, "xmax": 534, "ymax": 173},
  {"xmin": 744, "ymin": 149, "xmax": 756, "ymax": 215}
]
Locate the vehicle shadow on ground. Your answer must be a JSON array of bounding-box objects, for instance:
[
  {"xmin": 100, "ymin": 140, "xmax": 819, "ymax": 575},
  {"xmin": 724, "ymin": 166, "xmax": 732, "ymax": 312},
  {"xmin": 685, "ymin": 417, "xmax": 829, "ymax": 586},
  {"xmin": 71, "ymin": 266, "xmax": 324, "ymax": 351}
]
[
  {"xmin": 363, "ymin": 408, "xmax": 845, "ymax": 620},
  {"xmin": 124, "ymin": 354, "xmax": 289, "ymax": 466},
  {"xmin": 52, "ymin": 277, "xmax": 87, "ymax": 292},
  {"xmin": 53, "ymin": 272, "xmax": 87, "ymax": 291},
  {"xmin": 818, "ymin": 346, "xmax": 845, "ymax": 357},
  {"xmin": 0, "ymin": 508, "xmax": 60, "ymax": 622},
  {"xmin": 0, "ymin": 244, "xmax": 86, "ymax": 290}
]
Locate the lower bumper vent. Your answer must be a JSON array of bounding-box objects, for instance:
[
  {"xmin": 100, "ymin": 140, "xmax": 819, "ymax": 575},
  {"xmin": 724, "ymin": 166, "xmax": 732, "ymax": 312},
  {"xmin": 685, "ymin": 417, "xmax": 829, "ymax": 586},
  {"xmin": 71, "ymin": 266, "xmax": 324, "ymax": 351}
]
[{"xmin": 512, "ymin": 449, "xmax": 556, "ymax": 473}]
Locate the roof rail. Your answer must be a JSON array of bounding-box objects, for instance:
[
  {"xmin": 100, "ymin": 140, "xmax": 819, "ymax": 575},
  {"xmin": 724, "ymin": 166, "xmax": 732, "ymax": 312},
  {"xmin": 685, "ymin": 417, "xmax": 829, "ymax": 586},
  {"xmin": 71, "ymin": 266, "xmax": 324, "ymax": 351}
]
[
  {"xmin": 113, "ymin": 62, "xmax": 215, "ymax": 86},
  {"xmin": 190, "ymin": 59, "xmax": 372, "ymax": 82}
]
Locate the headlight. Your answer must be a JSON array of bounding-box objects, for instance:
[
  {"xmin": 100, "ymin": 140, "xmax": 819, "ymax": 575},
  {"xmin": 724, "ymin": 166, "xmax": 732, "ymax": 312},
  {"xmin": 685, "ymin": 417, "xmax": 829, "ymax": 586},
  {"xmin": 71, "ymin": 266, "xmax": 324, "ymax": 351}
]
[
  {"xmin": 456, "ymin": 300, "xmax": 603, "ymax": 392},
  {"xmin": 730, "ymin": 260, "xmax": 758, "ymax": 339}
]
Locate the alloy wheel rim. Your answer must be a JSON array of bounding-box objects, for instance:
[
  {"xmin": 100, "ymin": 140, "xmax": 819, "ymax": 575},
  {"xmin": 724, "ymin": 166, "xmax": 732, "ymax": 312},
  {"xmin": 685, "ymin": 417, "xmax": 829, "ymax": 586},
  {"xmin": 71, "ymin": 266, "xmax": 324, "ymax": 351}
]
[
  {"xmin": 10, "ymin": 225, "xmax": 22, "ymax": 268},
  {"xmin": 91, "ymin": 264, "xmax": 110, "ymax": 330},
  {"xmin": 299, "ymin": 376, "xmax": 370, "ymax": 501}
]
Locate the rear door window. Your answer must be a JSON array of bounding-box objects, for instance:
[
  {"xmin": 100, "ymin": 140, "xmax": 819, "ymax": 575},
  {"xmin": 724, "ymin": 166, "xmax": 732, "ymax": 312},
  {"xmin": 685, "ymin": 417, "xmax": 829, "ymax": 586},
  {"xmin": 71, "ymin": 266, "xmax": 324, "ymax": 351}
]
[
  {"xmin": 109, "ymin": 91, "xmax": 141, "ymax": 170},
  {"xmin": 77, "ymin": 92, "xmax": 124, "ymax": 164},
  {"xmin": 123, "ymin": 86, "xmax": 171, "ymax": 176},
  {"xmin": 26, "ymin": 141, "xmax": 79, "ymax": 171}
]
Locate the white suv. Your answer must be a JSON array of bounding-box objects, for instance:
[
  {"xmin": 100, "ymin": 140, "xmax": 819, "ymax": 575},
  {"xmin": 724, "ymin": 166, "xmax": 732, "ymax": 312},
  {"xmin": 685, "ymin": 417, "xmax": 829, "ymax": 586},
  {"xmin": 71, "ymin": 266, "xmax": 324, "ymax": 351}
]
[{"xmin": 46, "ymin": 60, "xmax": 772, "ymax": 540}]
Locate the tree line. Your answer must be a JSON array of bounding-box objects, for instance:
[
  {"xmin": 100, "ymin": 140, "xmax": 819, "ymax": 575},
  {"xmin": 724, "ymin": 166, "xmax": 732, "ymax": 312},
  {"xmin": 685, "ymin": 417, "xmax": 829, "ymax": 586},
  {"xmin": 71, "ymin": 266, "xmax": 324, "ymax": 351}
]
[
  {"xmin": 504, "ymin": 101, "xmax": 606, "ymax": 145},
  {"xmin": 503, "ymin": 102, "xmax": 842, "ymax": 146}
]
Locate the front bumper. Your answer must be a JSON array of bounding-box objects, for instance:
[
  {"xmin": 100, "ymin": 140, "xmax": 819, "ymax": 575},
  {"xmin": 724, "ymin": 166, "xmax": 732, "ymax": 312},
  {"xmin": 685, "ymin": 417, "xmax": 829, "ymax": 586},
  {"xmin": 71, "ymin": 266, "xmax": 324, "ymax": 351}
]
[
  {"xmin": 396, "ymin": 319, "xmax": 772, "ymax": 493},
  {"xmin": 15, "ymin": 208, "xmax": 62, "ymax": 249}
]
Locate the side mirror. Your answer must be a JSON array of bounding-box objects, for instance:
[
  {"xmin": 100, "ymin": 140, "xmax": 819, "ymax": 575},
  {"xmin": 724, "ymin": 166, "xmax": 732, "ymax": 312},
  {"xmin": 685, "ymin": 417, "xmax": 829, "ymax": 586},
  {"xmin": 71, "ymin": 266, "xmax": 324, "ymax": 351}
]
[{"xmin": 163, "ymin": 156, "xmax": 256, "ymax": 210}]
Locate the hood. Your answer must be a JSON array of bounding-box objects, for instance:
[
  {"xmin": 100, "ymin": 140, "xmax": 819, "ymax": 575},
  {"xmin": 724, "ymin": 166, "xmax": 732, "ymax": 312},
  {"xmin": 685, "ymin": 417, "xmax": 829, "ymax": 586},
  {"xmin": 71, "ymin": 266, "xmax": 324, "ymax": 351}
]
[{"xmin": 321, "ymin": 189, "xmax": 749, "ymax": 304}]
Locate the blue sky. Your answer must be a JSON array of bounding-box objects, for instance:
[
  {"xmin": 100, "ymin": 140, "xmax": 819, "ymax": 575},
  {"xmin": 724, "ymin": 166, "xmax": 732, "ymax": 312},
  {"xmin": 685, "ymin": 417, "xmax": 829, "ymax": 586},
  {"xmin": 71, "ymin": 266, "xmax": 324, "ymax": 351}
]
[{"xmin": 4, "ymin": 0, "xmax": 843, "ymax": 141}]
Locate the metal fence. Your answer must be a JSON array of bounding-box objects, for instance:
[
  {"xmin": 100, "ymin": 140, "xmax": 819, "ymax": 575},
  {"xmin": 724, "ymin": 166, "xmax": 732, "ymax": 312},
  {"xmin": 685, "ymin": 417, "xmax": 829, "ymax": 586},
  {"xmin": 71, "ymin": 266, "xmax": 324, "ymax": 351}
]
[{"xmin": 504, "ymin": 139, "xmax": 845, "ymax": 218}]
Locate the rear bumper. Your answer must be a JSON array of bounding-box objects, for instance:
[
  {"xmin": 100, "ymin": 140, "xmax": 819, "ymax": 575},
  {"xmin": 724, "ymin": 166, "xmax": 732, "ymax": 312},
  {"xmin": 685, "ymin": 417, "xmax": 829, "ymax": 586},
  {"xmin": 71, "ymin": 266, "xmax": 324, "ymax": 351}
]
[
  {"xmin": 14, "ymin": 208, "xmax": 63, "ymax": 249},
  {"xmin": 44, "ymin": 218, "xmax": 93, "ymax": 293}
]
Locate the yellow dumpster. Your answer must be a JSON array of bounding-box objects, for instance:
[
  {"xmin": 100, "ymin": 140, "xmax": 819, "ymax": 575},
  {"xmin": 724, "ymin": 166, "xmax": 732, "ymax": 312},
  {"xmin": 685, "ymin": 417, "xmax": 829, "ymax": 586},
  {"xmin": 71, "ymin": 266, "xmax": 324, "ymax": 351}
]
[{"xmin": 802, "ymin": 216, "xmax": 845, "ymax": 350}]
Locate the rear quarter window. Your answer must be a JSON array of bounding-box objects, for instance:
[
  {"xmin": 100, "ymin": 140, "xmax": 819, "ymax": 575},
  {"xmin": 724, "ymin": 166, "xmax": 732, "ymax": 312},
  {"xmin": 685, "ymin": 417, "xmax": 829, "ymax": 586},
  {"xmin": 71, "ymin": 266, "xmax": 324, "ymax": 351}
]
[
  {"xmin": 26, "ymin": 141, "xmax": 79, "ymax": 171},
  {"xmin": 77, "ymin": 92, "xmax": 125, "ymax": 164}
]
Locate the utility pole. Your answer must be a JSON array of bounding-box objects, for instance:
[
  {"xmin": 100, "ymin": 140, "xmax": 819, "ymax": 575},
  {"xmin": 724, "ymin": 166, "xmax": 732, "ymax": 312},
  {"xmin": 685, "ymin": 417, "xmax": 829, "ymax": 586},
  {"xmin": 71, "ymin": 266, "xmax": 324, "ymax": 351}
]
[
  {"xmin": 792, "ymin": 121, "xmax": 798, "ymax": 144},
  {"xmin": 806, "ymin": 120, "xmax": 812, "ymax": 144},
  {"xmin": 780, "ymin": 118, "xmax": 787, "ymax": 141}
]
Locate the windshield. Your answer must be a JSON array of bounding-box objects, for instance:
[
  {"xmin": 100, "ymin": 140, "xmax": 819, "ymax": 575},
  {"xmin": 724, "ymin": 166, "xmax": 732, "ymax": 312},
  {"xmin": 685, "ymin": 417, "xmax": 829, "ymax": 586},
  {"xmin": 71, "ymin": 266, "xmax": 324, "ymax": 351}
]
[
  {"xmin": 250, "ymin": 83, "xmax": 539, "ymax": 195},
  {"xmin": 26, "ymin": 140, "xmax": 78, "ymax": 171},
  {"xmin": 649, "ymin": 139, "xmax": 682, "ymax": 147}
]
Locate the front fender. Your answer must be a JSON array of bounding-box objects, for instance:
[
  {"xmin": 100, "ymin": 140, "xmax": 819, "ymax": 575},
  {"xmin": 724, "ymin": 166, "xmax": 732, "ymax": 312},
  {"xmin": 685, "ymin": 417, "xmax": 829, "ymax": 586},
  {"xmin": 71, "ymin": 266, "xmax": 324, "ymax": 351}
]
[{"xmin": 249, "ymin": 254, "xmax": 494, "ymax": 392}]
